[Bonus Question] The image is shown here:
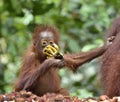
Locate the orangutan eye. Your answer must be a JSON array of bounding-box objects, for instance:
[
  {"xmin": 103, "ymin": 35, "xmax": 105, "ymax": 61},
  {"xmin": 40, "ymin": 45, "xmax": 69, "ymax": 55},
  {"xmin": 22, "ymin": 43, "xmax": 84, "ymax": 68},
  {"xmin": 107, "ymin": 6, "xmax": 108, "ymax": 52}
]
[
  {"xmin": 41, "ymin": 40, "xmax": 47, "ymax": 47},
  {"xmin": 49, "ymin": 40, "xmax": 54, "ymax": 45}
]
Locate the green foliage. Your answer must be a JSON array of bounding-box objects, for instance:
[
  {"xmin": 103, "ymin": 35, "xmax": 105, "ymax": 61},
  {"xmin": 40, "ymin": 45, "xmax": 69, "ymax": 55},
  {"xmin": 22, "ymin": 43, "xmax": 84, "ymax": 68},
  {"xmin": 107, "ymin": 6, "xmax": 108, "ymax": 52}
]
[{"xmin": 0, "ymin": 0, "xmax": 120, "ymax": 97}]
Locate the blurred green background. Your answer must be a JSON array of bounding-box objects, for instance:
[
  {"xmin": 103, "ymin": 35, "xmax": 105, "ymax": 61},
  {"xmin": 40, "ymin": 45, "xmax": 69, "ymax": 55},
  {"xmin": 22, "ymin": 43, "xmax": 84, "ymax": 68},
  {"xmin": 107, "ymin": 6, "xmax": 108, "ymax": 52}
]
[{"xmin": 0, "ymin": 0, "xmax": 120, "ymax": 98}]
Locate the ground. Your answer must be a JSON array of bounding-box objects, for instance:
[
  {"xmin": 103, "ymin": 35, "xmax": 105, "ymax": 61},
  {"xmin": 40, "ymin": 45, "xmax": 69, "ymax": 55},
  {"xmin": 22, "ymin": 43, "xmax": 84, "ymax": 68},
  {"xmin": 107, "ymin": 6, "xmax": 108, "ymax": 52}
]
[{"xmin": 0, "ymin": 91, "xmax": 120, "ymax": 102}]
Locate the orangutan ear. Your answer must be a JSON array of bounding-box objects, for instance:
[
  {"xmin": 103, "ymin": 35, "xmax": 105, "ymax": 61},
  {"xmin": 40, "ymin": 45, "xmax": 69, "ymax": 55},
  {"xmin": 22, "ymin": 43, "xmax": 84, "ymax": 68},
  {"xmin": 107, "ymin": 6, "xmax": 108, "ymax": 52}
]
[{"xmin": 107, "ymin": 36, "xmax": 115, "ymax": 45}]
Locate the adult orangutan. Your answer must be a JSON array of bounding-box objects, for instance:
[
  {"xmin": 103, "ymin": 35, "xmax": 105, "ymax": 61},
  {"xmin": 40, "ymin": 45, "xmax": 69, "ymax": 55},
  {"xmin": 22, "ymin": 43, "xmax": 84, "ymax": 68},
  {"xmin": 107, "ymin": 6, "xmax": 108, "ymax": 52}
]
[
  {"xmin": 101, "ymin": 16, "xmax": 120, "ymax": 98},
  {"xmin": 14, "ymin": 25, "xmax": 106, "ymax": 96}
]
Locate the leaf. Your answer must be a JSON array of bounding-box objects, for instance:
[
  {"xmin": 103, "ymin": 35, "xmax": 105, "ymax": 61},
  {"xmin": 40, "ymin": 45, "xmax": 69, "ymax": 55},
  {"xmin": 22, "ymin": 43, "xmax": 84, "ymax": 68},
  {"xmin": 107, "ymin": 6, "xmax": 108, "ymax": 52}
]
[
  {"xmin": 32, "ymin": 1, "xmax": 54, "ymax": 15},
  {"xmin": 68, "ymin": 38, "xmax": 80, "ymax": 52}
]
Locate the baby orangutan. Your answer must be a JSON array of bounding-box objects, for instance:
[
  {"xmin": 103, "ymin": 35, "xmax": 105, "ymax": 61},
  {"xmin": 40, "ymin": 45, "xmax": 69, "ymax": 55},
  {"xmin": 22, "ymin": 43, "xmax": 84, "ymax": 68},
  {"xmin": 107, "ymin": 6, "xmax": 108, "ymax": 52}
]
[{"xmin": 15, "ymin": 25, "xmax": 107, "ymax": 96}]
